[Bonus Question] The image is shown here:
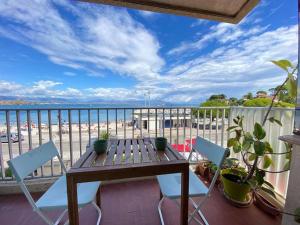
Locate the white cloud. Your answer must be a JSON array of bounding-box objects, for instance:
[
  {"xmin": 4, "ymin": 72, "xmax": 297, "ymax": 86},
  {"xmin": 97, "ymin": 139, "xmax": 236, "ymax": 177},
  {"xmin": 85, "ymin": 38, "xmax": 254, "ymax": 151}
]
[
  {"xmin": 64, "ymin": 72, "xmax": 77, "ymax": 77},
  {"xmin": 190, "ymin": 19, "xmax": 209, "ymax": 27},
  {"xmin": 0, "ymin": 0, "xmax": 164, "ymax": 81},
  {"xmin": 0, "ymin": 1, "xmax": 297, "ymax": 103},
  {"xmin": 138, "ymin": 10, "xmax": 157, "ymax": 17},
  {"xmin": 168, "ymin": 20, "xmax": 268, "ymax": 56}
]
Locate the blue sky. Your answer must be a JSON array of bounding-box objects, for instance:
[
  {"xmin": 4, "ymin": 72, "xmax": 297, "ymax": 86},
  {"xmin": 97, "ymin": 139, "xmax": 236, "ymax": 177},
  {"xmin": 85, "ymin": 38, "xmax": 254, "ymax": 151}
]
[{"xmin": 0, "ymin": 0, "xmax": 297, "ymax": 103}]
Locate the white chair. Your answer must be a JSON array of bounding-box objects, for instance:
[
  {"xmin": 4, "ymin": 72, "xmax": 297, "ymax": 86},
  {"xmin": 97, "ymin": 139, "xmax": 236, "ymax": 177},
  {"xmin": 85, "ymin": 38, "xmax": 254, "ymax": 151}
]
[
  {"xmin": 157, "ymin": 136, "xmax": 229, "ymax": 225},
  {"xmin": 8, "ymin": 141, "xmax": 102, "ymax": 225}
]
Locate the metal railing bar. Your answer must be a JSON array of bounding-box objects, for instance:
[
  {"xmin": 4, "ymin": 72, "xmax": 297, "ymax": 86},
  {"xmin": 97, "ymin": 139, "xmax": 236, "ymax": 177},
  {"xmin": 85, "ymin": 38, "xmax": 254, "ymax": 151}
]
[
  {"xmin": 216, "ymin": 109, "xmax": 219, "ymax": 145},
  {"xmin": 78, "ymin": 110, "xmax": 82, "ymax": 157},
  {"xmin": 115, "ymin": 109, "xmax": 118, "ymax": 136},
  {"xmin": 68, "ymin": 109, "xmax": 73, "ymax": 166},
  {"xmin": 132, "ymin": 109, "xmax": 134, "ymax": 139},
  {"xmin": 155, "ymin": 108, "xmax": 158, "ymax": 138},
  {"xmin": 209, "ymin": 109, "xmax": 212, "ymax": 141},
  {"xmin": 16, "ymin": 110, "xmax": 23, "ymax": 155},
  {"xmin": 163, "ymin": 108, "xmax": 165, "ymax": 137},
  {"xmin": 97, "ymin": 109, "xmax": 100, "ymax": 139},
  {"xmin": 221, "ymin": 108, "xmax": 225, "ymax": 147},
  {"xmin": 5, "ymin": 111, "xmax": 12, "ymax": 161},
  {"xmin": 48, "ymin": 110, "xmax": 54, "ymax": 176},
  {"xmin": 176, "ymin": 108, "xmax": 179, "ymax": 146},
  {"xmin": 58, "ymin": 110, "xmax": 63, "ymax": 174},
  {"xmin": 88, "ymin": 109, "xmax": 91, "ymax": 146}
]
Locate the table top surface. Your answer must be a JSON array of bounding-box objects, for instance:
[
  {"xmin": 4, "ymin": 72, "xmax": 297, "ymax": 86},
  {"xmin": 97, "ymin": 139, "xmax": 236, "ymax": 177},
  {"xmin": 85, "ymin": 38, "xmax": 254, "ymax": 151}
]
[{"xmin": 69, "ymin": 138, "xmax": 186, "ymax": 173}]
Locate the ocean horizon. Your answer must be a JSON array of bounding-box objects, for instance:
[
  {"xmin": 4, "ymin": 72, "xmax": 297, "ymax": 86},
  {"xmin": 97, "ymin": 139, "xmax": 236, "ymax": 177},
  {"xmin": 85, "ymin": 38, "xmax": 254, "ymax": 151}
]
[{"xmin": 0, "ymin": 103, "xmax": 196, "ymax": 125}]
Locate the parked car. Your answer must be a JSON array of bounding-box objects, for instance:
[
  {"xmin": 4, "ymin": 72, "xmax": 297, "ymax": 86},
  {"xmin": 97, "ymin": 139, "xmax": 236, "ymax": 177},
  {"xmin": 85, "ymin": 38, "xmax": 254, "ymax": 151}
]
[{"xmin": 0, "ymin": 133, "xmax": 24, "ymax": 143}]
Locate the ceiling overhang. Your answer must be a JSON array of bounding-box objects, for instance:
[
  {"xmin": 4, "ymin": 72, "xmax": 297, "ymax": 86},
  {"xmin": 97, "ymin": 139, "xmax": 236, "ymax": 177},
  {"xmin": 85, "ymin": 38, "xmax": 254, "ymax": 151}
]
[{"xmin": 81, "ymin": 0, "xmax": 260, "ymax": 24}]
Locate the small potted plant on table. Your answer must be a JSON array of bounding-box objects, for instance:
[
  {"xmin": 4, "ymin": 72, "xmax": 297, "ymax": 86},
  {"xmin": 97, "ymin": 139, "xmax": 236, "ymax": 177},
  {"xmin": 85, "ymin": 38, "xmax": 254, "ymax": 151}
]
[
  {"xmin": 94, "ymin": 131, "xmax": 109, "ymax": 155},
  {"xmin": 155, "ymin": 137, "xmax": 167, "ymax": 151}
]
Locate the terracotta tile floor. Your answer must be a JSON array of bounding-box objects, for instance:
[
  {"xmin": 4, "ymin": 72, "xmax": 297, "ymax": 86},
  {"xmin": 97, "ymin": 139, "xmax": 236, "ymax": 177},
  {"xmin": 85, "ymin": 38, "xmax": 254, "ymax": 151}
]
[{"xmin": 0, "ymin": 179, "xmax": 282, "ymax": 225}]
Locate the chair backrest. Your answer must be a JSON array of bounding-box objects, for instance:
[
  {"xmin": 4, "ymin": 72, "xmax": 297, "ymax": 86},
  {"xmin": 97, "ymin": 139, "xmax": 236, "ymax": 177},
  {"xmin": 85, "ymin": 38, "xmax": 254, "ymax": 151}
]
[
  {"xmin": 8, "ymin": 141, "xmax": 60, "ymax": 182},
  {"xmin": 191, "ymin": 136, "xmax": 228, "ymax": 167}
]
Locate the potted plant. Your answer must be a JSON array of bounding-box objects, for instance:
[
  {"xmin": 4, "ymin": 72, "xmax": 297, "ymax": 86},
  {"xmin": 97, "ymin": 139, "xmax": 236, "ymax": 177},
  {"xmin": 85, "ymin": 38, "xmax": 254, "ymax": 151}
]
[
  {"xmin": 195, "ymin": 160, "xmax": 210, "ymax": 179},
  {"xmin": 222, "ymin": 60, "xmax": 297, "ymax": 206},
  {"xmin": 155, "ymin": 137, "xmax": 167, "ymax": 151},
  {"xmin": 94, "ymin": 131, "xmax": 109, "ymax": 154}
]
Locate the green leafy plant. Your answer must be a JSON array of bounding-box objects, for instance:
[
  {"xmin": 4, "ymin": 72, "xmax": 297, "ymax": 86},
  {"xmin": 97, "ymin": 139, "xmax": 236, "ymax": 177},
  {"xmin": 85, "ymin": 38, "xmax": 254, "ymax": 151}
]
[
  {"xmin": 227, "ymin": 59, "xmax": 297, "ymax": 197},
  {"xmin": 100, "ymin": 131, "xmax": 109, "ymax": 140}
]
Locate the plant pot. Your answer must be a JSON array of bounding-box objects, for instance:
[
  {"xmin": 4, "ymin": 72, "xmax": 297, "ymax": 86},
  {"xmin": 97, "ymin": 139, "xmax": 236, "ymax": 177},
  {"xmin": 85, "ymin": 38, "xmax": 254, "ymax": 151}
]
[
  {"xmin": 195, "ymin": 162, "xmax": 209, "ymax": 179},
  {"xmin": 254, "ymin": 190, "xmax": 283, "ymax": 216},
  {"xmin": 155, "ymin": 137, "xmax": 167, "ymax": 151},
  {"xmin": 94, "ymin": 139, "xmax": 108, "ymax": 154},
  {"xmin": 221, "ymin": 168, "xmax": 251, "ymax": 203}
]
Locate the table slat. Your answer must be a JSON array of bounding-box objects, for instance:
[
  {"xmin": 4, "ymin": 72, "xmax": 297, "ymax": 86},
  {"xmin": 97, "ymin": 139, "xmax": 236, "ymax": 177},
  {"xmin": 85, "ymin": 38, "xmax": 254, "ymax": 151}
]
[
  {"xmin": 139, "ymin": 139, "xmax": 150, "ymax": 163},
  {"xmin": 114, "ymin": 139, "xmax": 125, "ymax": 165},
  {"xmin": 167, "ymin": 143, "xmax": 185, "ymax": 160},
  {"xmin": 145, "ymin": 142, "xmax": 158, "ymax": 162},
  {"xmin": 124, "ymin": 139, "xmax": 132, "ymax": 164},
  {"xmin": 150, "ymin": 139, "xmax": 176, "ymax": 161},
  {"xmin": 105, "ymin": 140, "xmax": 118, "ymax": 166},
  {"xmin": 132, "ymin": 139, "xmax": 140, "ymax": 163},
  {"xmin": 82, "ymin": 151, "xmax": 97, "ymax": 167}
]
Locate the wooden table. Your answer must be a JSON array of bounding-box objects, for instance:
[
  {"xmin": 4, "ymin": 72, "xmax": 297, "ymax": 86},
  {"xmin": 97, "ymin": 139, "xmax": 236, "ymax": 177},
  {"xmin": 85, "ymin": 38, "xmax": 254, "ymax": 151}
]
[{"xmin": 66, "ymin": 138, "xmax": 189, "ymax": 225}]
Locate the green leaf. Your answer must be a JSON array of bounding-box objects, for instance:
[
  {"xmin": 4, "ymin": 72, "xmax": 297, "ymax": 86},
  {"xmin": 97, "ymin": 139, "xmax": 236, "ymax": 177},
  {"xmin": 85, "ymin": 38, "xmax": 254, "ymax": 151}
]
[
  {"xmin": 263, "ymin": 155, "xmax": 272, "ymax": 169},
  {"xmin": 253, "ymin": 123, "xmax": 266, "ymax": 140},
  {"xmin": 261, "ymin": 186, "xmax": 276, "ymax": 199},
  {"xmin": 271, "ymin": 60, "xmax": 293, "ymax": 72},
  {"xmin": 227, "ymin": 138, "xmax": 237, "ymax": 148},
  {"xmin": 254, "ymin": 141, "xmax": 265, "ymax": 156},
  {"xmin": 242, "ymin": 139, "xmax": 252, "ymax": 151},
  {"xmin": 247, "ymin": 178, "xmax": 258, "ymax": 189},
  {"xmin": 286, "ymin": 73, "xmax": 297, "ymax": 98},
  {"xmin": 233, "ymin": 143, "xmax": 242, "ymax": 153},
  {"xmin": 235, "ymin": 129, "xmax": 242, "ymax": 140},
  {"xmin": 238, "ymin": 116, "xmax": 244, "ymax": 127},
  {"xmin": 255, "ymin": 169, "xmax": 265, "ymax": 186},
  {"xmin": 248, "ymin": 153, "xmax": 256, "ymax": 161},
  {"xmin": 268, "ymin": 117, "xmax": 282, "ymax": 126},
  {"xmin": 263, "ymin": 180, "xmax": 274, "ymax": 189},
  {"xmin": 233, "ymin": 118, "xmax": 239, "ymax": 125},
  {"xmin": 226, "ymin": 126, "xmax": 238, "ymax": 131},
  {"xmin": 264, "ymin": 141, "xmax": 273, "ymax": 153}
]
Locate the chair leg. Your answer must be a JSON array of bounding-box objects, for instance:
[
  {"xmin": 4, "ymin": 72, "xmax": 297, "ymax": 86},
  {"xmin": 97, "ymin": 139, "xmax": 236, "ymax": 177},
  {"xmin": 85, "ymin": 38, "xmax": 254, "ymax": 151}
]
[
  {"xmin": 96, "ymin": 187, "xmax": 101, "ymax": 208},
  {"xmin": 189, "ymin": 198, "xmax": 209, "ymax": 225},
  {"xmin": 92, "ymin": 201, "xmax": 102, "ymax": 225},
  {"xmin": 35, "ymin": 209, "xmax": 55, "ymax": 225},
  {"xmin": 54, "ymin": 209, "xmax": 68, "ymax": 225},
  {"xmin": 160, "ymin": 190, "xmax": 163, "ymax": 200},
  {"xmin": 158, "ymin": 197, "xmax": 165, "ymax": 225}
]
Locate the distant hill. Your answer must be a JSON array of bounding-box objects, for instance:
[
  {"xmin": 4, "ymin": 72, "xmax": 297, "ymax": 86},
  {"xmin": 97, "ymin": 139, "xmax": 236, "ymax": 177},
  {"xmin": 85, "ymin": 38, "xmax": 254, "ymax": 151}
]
[{"xmin": 0, "ymin": 95, "xmax": 190, "ymax": 107}]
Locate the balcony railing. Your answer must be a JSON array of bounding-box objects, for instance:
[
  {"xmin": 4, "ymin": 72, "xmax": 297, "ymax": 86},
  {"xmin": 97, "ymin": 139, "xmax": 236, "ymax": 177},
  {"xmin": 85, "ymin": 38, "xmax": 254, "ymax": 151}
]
[{"xmin": 0, "ymin": 106, "xmax": 294, "ymax": 198}]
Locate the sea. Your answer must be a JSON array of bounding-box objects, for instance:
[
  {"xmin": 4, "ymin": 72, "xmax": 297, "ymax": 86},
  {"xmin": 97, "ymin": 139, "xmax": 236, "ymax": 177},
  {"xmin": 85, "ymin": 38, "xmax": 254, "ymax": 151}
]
[{"xmin": 0, "ymin": 103, "xmax": 195, "ymax": 125}]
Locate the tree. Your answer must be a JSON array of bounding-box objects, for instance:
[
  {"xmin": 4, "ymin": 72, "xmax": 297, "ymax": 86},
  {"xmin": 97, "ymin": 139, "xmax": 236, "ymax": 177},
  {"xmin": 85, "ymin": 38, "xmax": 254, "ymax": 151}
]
[
  {"xmin": 243, "ymin": 92, "xmax": 253, "ymax": 100},
  {"xmin": 208, "ymin": 94, "xmax": 226, "ymax": 101},
  {"xmin": 256, "ymin": 90, "xmax": 267, "ymax": 98},
  {"xmin": 228, "ymin": 97, "xmax": 239, "ymax": 106},
  {"xmin": 243, "ymin": 98, "xmax": 294, "ymax": 107},
  {"xmin": 269, "ymin": 85, "xmax": 295, "ymax": 104}
]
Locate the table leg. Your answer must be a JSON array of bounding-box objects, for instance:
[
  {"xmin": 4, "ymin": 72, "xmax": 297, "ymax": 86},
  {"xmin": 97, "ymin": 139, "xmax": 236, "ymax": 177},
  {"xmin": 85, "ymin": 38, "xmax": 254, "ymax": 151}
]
[
  {"xmin": 180, "ymin": 166, "xmax": 189, "ymax": 225},
  {"xmin": 67, "ymin": 175, "xmax": 79, "ymax": 225}
]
